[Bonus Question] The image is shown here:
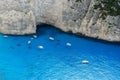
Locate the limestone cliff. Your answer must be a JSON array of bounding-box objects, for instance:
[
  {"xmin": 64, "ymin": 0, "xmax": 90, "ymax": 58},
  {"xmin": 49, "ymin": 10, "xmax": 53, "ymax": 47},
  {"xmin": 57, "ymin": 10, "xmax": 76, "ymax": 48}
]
[{"xmin": 0, "ymin": 0, "xmax": 120, "ymax": 41}]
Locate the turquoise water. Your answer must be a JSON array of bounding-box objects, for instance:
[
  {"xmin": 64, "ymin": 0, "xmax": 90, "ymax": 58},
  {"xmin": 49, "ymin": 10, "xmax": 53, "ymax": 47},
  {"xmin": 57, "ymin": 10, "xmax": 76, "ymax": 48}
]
[{"xmin": 0, "ymin": 25, "xmax": 120, "ymax": 80}]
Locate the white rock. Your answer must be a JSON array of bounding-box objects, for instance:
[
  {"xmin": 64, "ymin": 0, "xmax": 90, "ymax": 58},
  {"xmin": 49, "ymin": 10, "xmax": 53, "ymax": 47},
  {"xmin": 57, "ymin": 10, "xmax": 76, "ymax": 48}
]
[
  {"xmin": 33, "ymin": 35, "xmax": 37, "ymax": 38},
  {"xmin": 3, "ymin": 35, "xmax": 8, "ymax": 38},
  {"xmin": 82, "ymin": 60, "xmax": 89, "ymax": 64},
  {"xmin": 66, "ymin": 42, "xmax": 71, "ymax": 46},
  {"xmin": 38, "ymin": 46, "xmax": 44, "ymax": 49},
  {"xmin": 49, "ymin": 37, "xmax": 54, "ymax": 40},
  {"xmin": 28, "ymin": 40, "xmax": 31, "ymax": 44}
]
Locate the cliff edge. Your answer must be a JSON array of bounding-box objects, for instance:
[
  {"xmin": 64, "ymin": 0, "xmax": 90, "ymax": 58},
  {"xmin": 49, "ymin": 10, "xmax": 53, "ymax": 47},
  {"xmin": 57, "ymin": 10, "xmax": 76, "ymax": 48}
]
[{"xmin": 0, "ymin": 0, "xmax": 120, "ymax": 41}]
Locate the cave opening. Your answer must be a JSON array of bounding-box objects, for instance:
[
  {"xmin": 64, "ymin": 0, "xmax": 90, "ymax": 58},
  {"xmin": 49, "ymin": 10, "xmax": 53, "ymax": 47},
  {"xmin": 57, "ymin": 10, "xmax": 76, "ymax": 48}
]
[
  {"xmin": 36, "ymin": 23, "xmax": 64, "ymax": 37},
  {"xmin": 35, "ymin": 24, "xmax": 120, "ymax": 46}
]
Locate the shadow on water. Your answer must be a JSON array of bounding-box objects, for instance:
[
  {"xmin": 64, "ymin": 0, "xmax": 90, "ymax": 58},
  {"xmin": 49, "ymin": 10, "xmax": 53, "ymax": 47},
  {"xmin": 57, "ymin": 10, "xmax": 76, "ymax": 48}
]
[{"xmin": 37, "ymin": 24, "xmax": 120, "ymax": 46}]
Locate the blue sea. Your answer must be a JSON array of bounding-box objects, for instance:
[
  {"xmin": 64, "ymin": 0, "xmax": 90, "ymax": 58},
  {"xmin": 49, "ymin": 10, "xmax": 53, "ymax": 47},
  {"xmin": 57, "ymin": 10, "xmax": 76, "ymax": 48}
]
[{"xmin": 0, "ymin": 25, "xmax": 120, "ymax": 80}]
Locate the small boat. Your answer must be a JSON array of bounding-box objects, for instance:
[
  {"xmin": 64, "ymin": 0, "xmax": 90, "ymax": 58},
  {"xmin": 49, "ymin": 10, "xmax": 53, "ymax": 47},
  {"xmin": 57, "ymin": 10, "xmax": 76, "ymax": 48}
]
[
  {"xmin": 31, "ymin": 38, "xmax": 34, "ymax": 40},
  {"xmin": 66, "ymin": 42, "xmax": 72, "ymax": 46},
  {"xmin": 33, "ymin": 35, "xmax": 37, "ymax": 38},
  {"xmin": 3, "ymin": 35, "xmax": 8, "ymax": 38},
  {"xmin": 82, "ymin": 60, "xmax": 89, "ymax": 64},
  {"xmin": 28, "ymin": 41, "xmax": 31, "ymax": 44},
  {"xmin": 49, "ymin": 37, "xmax": 54, "ymax": 41},
  {"xmin": 38, "ymin": 46, "xmax": 44, "ymax": 49}
]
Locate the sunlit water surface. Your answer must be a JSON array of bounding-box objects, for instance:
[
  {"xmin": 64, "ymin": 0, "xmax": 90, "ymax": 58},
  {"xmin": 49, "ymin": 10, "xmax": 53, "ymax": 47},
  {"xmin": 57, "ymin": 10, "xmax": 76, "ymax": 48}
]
[{"xmin": 0, "ymin": 25, "xmax": 120, "ymax": 80}]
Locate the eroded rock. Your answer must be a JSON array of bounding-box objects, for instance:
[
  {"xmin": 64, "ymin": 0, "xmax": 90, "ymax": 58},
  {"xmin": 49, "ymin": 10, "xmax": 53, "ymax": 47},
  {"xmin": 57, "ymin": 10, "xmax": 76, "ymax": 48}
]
[{"xmin": 0, "ymin": 0, "xmax": 120, "ymax": 41}]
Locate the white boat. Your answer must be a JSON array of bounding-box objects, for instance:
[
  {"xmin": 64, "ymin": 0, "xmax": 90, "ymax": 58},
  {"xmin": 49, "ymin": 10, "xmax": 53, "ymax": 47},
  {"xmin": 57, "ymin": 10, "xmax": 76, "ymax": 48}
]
[
  {"xmin": 38, "ymin": 46, "xmax": 44, "ymax": 49},
  {"xmin": 33, "ymin": 35, "xmax": 37, "ymax": 38},
  {"xmin": 66, "ymin": 42, "xmax": 72, "ymax": 46},
  {"xmin": 81, "ymin": 60, "xmax": 89, "ymax": 64},
  {"xmin": 3, "ymin": 35, "xmax": 8, "ymax": 38},
  {"xmin": 49, "ymin": 37, "xmax": 54, "ymax": 40},
  {"xmin": 28, "ymin": 41, "xmax": 31, "ymax": 44}
]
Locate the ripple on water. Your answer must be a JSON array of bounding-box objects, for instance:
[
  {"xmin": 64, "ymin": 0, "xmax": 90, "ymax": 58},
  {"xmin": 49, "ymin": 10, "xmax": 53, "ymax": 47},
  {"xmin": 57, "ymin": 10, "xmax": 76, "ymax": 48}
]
[{"xmin": 0, "ymin": 25, "xmax": 120, "ymax": 80}]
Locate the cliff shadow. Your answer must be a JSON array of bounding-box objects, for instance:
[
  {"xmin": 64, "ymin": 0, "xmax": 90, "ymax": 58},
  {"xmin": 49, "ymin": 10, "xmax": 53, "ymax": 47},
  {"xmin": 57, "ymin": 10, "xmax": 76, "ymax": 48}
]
[{"xmin": 36, "ymin": 24, "xmax": 120, "ymax": 46}]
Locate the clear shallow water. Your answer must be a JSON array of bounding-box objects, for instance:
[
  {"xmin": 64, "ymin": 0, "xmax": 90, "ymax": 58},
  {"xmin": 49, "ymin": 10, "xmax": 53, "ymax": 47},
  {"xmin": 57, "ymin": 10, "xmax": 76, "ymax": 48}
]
[{"xmin": 0, "ymin": 25, "xmax": 120, "ymax": 80}]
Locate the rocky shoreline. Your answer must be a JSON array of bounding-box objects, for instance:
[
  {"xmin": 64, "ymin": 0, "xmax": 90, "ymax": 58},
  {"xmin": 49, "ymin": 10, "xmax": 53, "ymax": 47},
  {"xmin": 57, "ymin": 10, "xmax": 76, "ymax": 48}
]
[{"xmin": 0, "ymin": 0, "xmax": 120, "ymax": 41}]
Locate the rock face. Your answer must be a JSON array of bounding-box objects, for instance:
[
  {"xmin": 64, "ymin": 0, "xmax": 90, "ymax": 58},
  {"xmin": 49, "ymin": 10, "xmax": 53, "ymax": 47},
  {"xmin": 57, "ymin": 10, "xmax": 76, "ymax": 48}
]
[
  {"xmin": 0, "ymin": 0, "xmax": 36, "ymax": 34},
  {"xmin": 0, "ymin": 0, "xmax": 120, "ymax": 41}
]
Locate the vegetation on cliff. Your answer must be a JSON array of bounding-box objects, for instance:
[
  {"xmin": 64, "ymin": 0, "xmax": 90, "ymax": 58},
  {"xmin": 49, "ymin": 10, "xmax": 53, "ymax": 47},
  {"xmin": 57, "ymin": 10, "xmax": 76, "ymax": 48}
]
[{"xmin": 76, "ymin": 0, "xmax": 120, "ymax": 19}]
